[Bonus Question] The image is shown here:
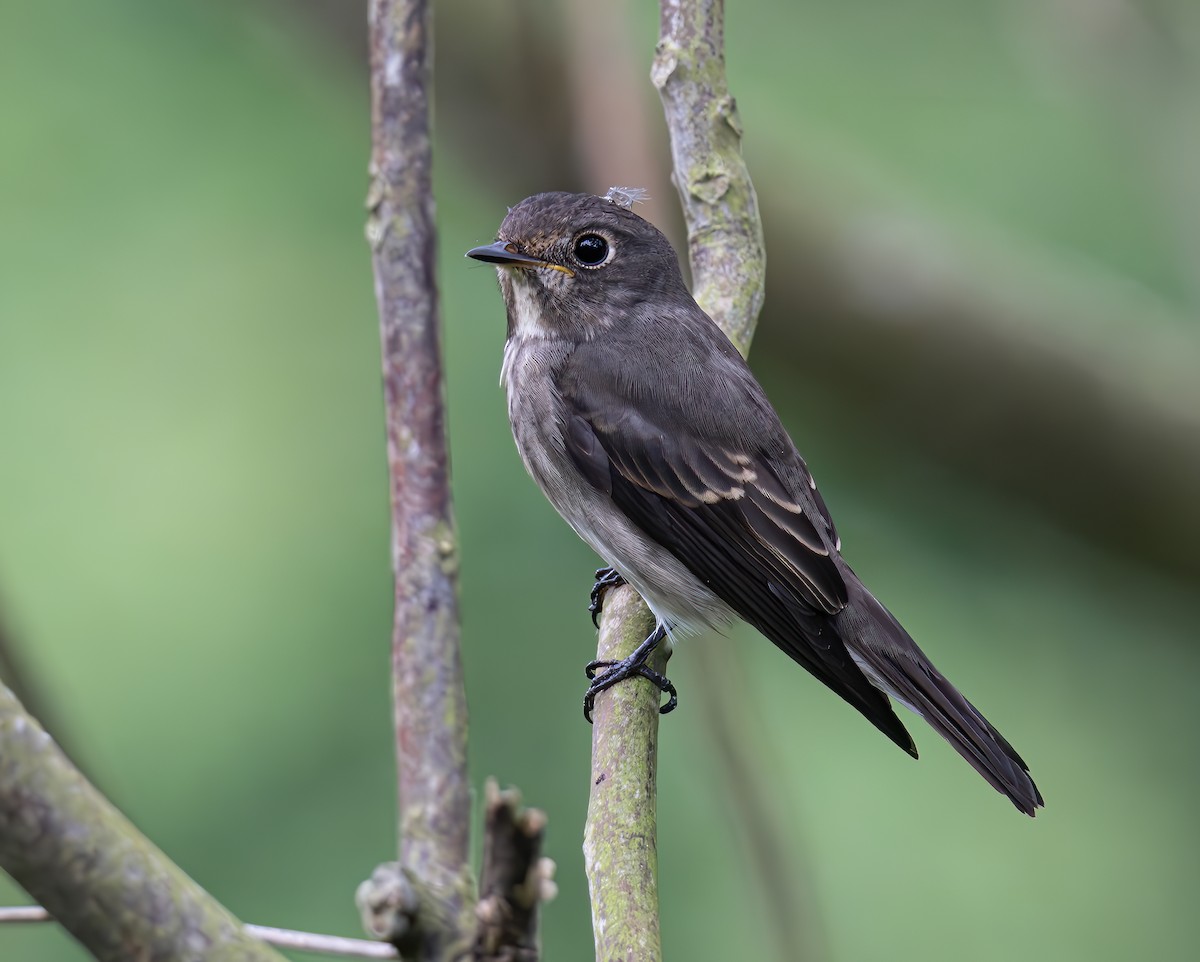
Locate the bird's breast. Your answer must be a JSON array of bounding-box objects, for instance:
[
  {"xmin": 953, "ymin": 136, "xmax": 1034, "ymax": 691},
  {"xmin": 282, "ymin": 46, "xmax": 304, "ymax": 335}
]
[
  {"xmin": 501, "ymin": 335, "xmax": 733, "ymax": 634},
  {"xmin": 502, "ymin": 336, "xmax": 574, "ymax": 496}
]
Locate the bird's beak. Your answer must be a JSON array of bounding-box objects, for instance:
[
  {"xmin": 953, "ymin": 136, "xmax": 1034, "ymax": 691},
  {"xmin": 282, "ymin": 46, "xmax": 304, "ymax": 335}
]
[{"xmin": 466, "ymin": 242, "xmax": 574, "ymax": 276}]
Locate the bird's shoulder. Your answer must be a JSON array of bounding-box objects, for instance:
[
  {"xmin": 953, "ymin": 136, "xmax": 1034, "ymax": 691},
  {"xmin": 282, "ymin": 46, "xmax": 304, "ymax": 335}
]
[{"xmin": 559, "ymin": 305, "xmax": 779, "ymax": 445}]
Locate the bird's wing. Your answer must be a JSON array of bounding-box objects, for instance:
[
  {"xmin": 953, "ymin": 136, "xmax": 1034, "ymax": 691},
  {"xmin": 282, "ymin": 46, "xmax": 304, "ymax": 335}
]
[{"xmin": 557, "ymin": 344, "xmax": 915, "ymax": 754}]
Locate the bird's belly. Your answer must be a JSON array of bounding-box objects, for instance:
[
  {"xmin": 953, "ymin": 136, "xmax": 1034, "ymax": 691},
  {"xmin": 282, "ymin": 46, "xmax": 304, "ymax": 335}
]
[{"xmin": 508, "ymin": 393, "xmax": 731, "ymax": 635}]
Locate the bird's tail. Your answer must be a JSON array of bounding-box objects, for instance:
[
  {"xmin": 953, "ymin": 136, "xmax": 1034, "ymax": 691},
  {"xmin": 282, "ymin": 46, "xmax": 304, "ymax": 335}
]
[{"xmin": 842, "ymin": 578, "xmax": 1044, "ymax": 816}]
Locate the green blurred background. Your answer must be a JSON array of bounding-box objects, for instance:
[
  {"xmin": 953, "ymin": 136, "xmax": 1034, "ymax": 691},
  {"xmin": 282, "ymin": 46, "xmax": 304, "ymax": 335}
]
[{"xmin": 2, "ymin": 1, "xmax": 1198, "ymax": 959}]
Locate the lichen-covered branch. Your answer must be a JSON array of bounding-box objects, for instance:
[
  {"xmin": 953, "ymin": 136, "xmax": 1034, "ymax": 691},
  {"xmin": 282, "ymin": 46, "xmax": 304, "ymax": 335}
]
[
  {"xmin": 0, "ymin": 681, "xmax": 285, "ymax": 962},
  {"xmin": 583, "ymin": 587, "xmax": 664, "ymax": 962},
  {"xmin": 361, "ymin": 0, "xmax": 473, "ymax": 956},
  {"xmin": 653, "ymin": 0, "xmax": 765, "ymax": 353}
]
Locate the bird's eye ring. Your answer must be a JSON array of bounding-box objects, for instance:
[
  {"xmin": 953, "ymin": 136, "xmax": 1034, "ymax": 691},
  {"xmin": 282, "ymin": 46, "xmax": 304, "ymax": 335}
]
[{"xmin": 572, "ymin": 233, "xmax": 611, "ymax": 267}]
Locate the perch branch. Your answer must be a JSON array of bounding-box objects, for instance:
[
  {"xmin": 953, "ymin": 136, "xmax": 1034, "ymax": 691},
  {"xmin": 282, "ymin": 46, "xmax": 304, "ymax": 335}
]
[
  {"xmin": 359, "ymin": 0, "xmax": 473, "ymax": 957},
  {"xmin": 0, "ymin": 680, "xmax": 285, "ymax": 962},
  {"xmin": 654, "ymin": 0, "xmax": 766, "ymax": 355},
  {"xmin": 583, "ymin": 587, "xmax": 664, "ymax": 962}
]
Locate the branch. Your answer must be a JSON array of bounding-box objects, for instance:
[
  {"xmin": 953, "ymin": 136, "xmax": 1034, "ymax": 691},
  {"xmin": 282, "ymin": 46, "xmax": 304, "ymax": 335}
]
[
  {"xmin": 653, "ymin": 0, "xmax": 765, "ymax": 355},
  {"xmin": 583, "ymin": 587, "xmax": 664, "ymax": 961},
  {"xmin": 359, "ymin": 0, "xmax": 473, "ymax": 957},
  {"xmin": 361, "ymin": 4, "xmax": 557, "ymax": 960},
  {"xmin": 0, "ymin": 680, "xmax": 286, "ymax": 962}
]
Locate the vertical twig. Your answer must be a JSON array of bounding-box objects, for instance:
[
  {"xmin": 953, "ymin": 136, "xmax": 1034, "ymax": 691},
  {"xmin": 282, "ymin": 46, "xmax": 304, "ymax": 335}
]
[
  {"xmin": 359, "ymin": 0, "xmax": 473, "ymax": 957},
  {"xmin": 583, "ymin": 588, "xmax": 664, "ymax": 962},
  {"xmin": 584, "ymin": 0, "xmax": 768, "ymax": 959},
  {"xmin": 654, "ymin": 0, "xmax": 765, "ymax": 356}
]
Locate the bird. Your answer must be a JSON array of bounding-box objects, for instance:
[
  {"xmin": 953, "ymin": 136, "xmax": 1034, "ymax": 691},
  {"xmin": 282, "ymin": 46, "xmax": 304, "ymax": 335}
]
[{"xmin": 467, "ymin": 189, "xmax": 1043, "ymax": 816}]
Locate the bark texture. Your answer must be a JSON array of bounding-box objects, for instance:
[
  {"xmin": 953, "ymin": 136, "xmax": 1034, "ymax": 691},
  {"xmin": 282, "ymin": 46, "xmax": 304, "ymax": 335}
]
[
  {"xmin": 653, "ymin": 0, "xmax": 765, "ymax": 355},
  {"xmin": 362, "ymin": 0, "xmax": 473, "ymax": 956},
  {"xmin": 583, "ymin": 587, "xmax": 664, "ymax": 962}
]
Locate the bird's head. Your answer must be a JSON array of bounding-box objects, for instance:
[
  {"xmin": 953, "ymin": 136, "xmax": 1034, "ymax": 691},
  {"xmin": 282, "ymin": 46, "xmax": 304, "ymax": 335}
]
[{"xmin": 466, "ymin": 189, "xmax": 688, "ymax": 341}]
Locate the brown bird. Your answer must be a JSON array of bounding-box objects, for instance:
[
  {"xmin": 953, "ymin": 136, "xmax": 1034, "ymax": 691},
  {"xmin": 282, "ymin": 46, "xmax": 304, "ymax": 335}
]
[{"xmin": 468, "ymin": 189, "xmax": 1043, "ymax": 816}]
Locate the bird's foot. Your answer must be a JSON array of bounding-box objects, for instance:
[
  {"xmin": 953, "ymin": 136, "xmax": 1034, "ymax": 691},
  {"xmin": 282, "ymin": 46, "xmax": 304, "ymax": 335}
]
[
  {"xmin": 583, "ymin": 624, "xmax": 676, "ymax": 722},
  {"xmin": 588, "ymin": 566, "xmax": 627, "ymax": 628}
]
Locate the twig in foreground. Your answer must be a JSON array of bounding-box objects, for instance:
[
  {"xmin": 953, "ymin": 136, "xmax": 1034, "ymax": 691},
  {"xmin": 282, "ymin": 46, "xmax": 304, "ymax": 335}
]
[
  {"xmin": 584, "ymin": 586, "xmax": 664, "ymax": 962},
  {"xmin": 0, "ymin": 681, "xmax": 285, "ymax": 962},
  {"xmin": 0, "ymin": 906, "xmax": 400, "ymax": 960}
]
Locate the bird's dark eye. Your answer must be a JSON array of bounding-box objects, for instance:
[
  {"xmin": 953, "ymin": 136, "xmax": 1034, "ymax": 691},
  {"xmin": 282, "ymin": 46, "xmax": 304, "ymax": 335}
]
[{"xmin": 573, "ymin": 233, "xmax": 610, "ymax": 267}]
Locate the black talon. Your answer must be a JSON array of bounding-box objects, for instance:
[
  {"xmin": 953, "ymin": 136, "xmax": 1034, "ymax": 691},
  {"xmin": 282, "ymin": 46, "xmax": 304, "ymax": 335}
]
[
  {"xmin": 583, "ymin": 624, "xmax": 677, "ymax": 722},
  {"xmin": 588, "ymin": 566, "xmax": 627, "ymax": 628}
]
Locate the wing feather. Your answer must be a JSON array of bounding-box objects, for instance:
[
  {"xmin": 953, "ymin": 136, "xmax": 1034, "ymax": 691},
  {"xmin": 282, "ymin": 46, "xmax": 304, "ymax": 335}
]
[{"xmin": 558, "ymin": 369, "xmax": 916, "ymax": 754}]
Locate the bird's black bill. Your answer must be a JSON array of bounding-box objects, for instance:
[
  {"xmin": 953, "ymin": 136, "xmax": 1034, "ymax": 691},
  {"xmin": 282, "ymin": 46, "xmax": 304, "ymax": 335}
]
[{"xmin": 466, "ymin": 241, "xmax": 546, "ymax": 268}]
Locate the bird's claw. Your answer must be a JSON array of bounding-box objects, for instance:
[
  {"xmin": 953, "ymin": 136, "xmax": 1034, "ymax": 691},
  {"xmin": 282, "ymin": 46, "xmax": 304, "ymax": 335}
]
[
  {"xmin": 588, "ymin": 566, "xmax": 627, "ymax": 628},
  {"xmin": 583, "ymin": 658, "xmax": 677, "ymax": 722}
]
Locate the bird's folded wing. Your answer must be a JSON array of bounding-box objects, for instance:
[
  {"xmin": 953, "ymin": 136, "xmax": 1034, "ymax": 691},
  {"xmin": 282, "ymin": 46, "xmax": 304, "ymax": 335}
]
[
  {"xmin": 564, "ymin": 404, "xmax": 846, "ymax": 615},
  {"xmin": 560, "ymin": 393, "xmax": 912, "ymax": 747}
]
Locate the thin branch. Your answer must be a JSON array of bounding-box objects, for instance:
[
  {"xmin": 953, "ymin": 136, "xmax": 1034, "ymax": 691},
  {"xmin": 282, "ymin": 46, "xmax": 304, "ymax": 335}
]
[
  {"xmin": 653, "ymin": 0, "xmax": 765, "ymax": 356},
  {"xmin": 243, "ymin": 925, "xmax": 399, "ymax": 959},
  {"xmin": 362, "ymin": 5, "xmax": 557, "ymax": 960},
  {"xmin": 358, "ymin": 0, "xmax": 473, "ymax": 957},
  {"xmin": 583, "ymin": 587, "xmax": 664, "ymax": 962},
  {"xmin": 0, "ymin": 906, "xmax": 400, "ymax": 960},
  {"xmin": 0, "ymin": 907, "xmax": 49, "ymax": 922},
  {"xmin": 0, "ymin": 680, "xmax": 286, "ymax": 962}
]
